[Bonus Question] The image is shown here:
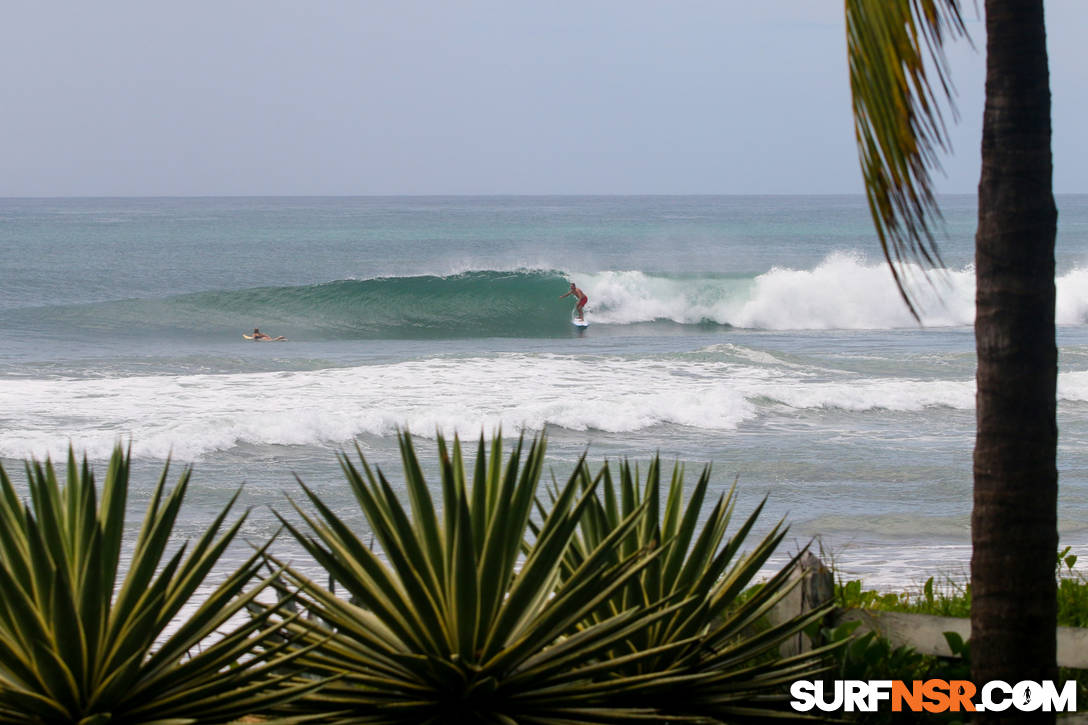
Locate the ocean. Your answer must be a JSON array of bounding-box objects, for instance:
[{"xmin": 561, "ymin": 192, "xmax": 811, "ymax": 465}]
[{"xmin": 2, "ymin": 194, "xmax": 1087, "ymax": 590}]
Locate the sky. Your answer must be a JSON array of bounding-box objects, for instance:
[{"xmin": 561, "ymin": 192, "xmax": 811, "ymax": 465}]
[{"xmin": 2, "ymin": 1, "xmax": 1085, "ymax": 197}]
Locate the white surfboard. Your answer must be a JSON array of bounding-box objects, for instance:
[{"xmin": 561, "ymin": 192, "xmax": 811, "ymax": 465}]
[
  {"xmin": 572, "ymin": 313, "xmax": 589, "ymax": 328},
  {"xmin": 243, "ymin": 334, "xmax": 287, "ymax": 341}
]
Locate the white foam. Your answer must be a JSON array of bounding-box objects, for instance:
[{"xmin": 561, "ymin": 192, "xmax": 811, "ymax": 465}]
[
  {"xmin": 735, "ymin": 254, "xmax": 976, "ymax": 329},
  {"xmin": 762, "ymin": 378, "xmax": 976, "ymax": 412},
  {"xmin": 4, "ymin": 349, "xmax": 1084, "ymax": 462},
  {"xmin": 0, "ymin": 356, "xmax": 761, "ymax": 461},
  {"xmin": 574, "ymin": 255, "xmax": 1088, "ymax": 330},
  {"xmin": 1058, "ymin": 370, "xmax": 1088, "ymax": 402},
  {"xmin": 1057, "ymin": 267, "xmax": 1088, "ymax": 325},
  {"xmin": 575, "ymin": 270, "xmax": 750, "ymax": 325},
  {"xmin": 761, "ymin": 543, "xmax": 974, "ymax": 591}
]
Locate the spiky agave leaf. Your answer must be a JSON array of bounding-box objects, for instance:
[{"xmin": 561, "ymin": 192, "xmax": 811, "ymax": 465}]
[
  {"xmin": 0, "ymin": 445, "xmax": 320, "ymax": 723},
  {"xmin": 546, "ymin": 458, "xmax": 833, "ymax": 720},
  {"xmin": 846, "ymin": 0, "xmax": 968, "ymax": 317},
  {"xmin": 267, "ymin": 433, "xmax": 706, "ymax": 724}
]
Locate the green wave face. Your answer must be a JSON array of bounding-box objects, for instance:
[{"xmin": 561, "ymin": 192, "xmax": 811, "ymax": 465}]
[
  {"xmin": 19, "ymin": 270, "xmax": 580, "ymax": 340},
  {"xmin": 235, "ymin": 270, "xmax": 576, "ymax": 338}
]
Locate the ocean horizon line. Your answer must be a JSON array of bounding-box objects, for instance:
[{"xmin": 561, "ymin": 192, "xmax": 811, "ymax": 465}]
[{"xmin": 0, "ymin": 191, "xmax": 1010, "ymax": 201}]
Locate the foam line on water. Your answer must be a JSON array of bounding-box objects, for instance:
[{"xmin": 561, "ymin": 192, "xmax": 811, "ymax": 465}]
[{"xmin": 8, "ymin": 350, "xmax": 1077, "ymax": 462}]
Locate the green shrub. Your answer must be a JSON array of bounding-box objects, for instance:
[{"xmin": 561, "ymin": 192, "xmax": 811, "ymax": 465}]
[
  {"xmin": 0, "ymin": 446, "xmax": 317, "ymax": 724},
  {"xmin": 552, "ymin": 457, "xmax": 834, "ymax": 720},
  {"xmin": 819, "ymin": 620, "xmax": 933, "ymax": 683},
  {"xmin": 1056, "ymin": 547, "xmax": 1088, "ymax": 628},
  {"xmin": 837, "ymin": 576, "xmax": 970, "ymax": 618},
  {"xmin": 838, "ymin": 547, "xmax": 1088, "ymax": 627},
  {"xmin": 830, "ymin": 551, "xmax": 1088, "ymax": 719},
  {"xmin": 264, "ymin": 433, "xmax": 829, "ymax": 724}
]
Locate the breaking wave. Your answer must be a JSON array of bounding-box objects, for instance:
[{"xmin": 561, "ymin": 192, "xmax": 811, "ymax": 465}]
[{"xmin": 7, "ymin": 255, "xmax": 1088, "ymax": 339}]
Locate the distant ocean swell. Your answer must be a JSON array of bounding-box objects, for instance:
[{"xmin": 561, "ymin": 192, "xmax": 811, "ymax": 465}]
[{"xmin": 7, "ymin": 256, "xmax": 1088, "ymax": 338}]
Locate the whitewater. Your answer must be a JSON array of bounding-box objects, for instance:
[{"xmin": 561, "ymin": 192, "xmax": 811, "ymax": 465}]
[{"xmin": 2, "ymin": 194, "xmax": 1087, "ymax": 590}]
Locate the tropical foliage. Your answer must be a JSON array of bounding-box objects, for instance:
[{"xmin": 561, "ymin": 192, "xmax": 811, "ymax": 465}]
[
  {"xmin": 845, "ymin": 0, "xmax": 967, "ymax": 315},
  {"xmin": 551, "ymin": 457, "xmax": 833, "ymax": 720},
  {"xmin": 263, "ymin": 433, "xmax": 829, "ymax": 724},
  {"xmin": 0, "ymin": 445, "xmax": 316, "ymax": 724}
]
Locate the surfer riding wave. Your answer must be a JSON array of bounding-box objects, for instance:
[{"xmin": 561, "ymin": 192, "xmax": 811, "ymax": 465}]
[{"xmin": 559, "ymin": 282, "xmax": 588, "ymax": 320}]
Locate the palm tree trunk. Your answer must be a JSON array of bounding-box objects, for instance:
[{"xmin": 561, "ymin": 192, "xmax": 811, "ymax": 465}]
[{"xmin": 972, "ymin": 0, "xmax": 1057, "ymax": 720}]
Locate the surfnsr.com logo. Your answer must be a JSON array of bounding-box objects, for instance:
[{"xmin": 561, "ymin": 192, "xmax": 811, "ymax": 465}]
[{"xmin": 789, "ymin": 679, "xmax": 1077, "ymax": 714}]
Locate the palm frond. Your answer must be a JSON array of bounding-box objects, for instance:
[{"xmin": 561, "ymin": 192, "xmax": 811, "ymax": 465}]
[{"xmin": 847, "ymin": 0, "xmax": 969, "ymax": 317}]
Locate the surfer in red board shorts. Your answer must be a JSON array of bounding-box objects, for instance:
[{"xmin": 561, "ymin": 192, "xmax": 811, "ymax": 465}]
[{"xmin": 559, "ymin": 282, "xmax": 588, "ymax": 320}]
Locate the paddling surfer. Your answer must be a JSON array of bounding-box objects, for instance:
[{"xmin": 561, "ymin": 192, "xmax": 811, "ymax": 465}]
[{"xmin": 250, "ymin": 328, "xmax": 286, "ymax": 341}]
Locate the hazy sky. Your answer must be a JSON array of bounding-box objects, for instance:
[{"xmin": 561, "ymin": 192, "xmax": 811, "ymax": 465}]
[{"xmin": 2, "ymin": 1, "xmax": 1085, "ymax": 196}]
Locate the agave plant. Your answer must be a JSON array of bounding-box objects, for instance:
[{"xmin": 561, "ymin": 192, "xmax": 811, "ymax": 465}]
[
  {"xmin": 267, "ymin": 433, "xmax": 704, "ymax": 724},
  {"xmin": 0, "ymin": 445, "xmax": 318, "ymax": 724},
  {"xmin": 548, "ymin": 458, "xmax": 833, "ymax": 720}
]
